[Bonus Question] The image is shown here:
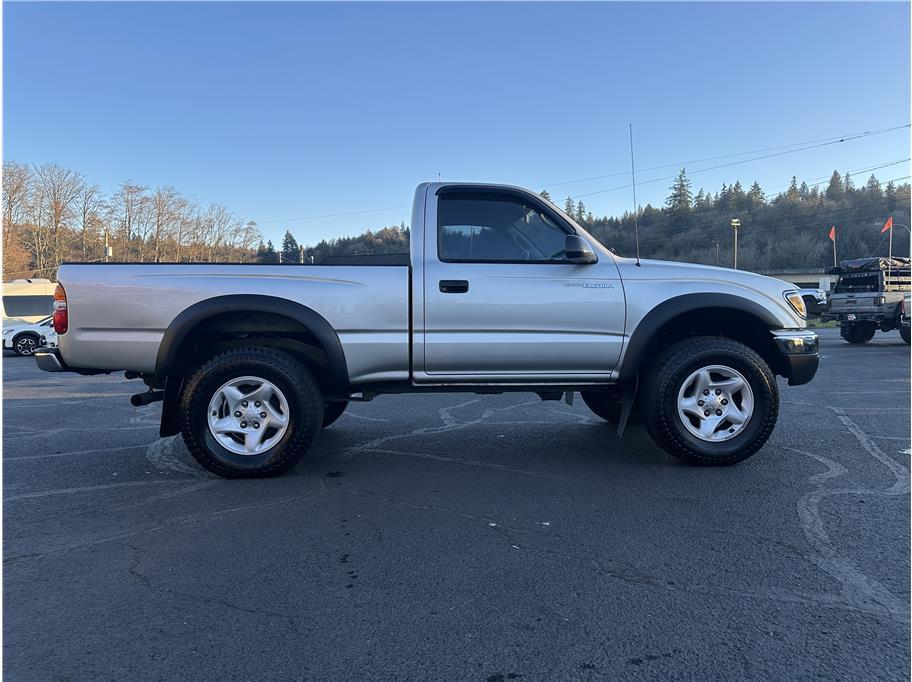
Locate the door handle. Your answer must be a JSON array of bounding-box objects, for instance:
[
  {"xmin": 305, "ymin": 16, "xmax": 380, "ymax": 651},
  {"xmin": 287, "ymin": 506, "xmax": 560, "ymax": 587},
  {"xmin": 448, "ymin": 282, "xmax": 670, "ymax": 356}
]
[{"xmin": 439, "ymin": 279, "xmax": 469, "ymax": 294}]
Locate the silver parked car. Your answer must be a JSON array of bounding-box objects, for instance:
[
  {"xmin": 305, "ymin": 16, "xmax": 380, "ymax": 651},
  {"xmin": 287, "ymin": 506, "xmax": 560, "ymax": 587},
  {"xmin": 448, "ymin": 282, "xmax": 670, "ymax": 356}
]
[{"xmin": 38, "ymin": 182, "xmax": 818, "ymax": 477}]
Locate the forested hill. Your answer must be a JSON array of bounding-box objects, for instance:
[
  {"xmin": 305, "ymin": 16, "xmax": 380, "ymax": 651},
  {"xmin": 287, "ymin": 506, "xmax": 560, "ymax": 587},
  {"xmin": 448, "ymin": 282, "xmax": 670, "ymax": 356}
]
[
  {"xmin": 581, "ymin": 170, "xmax": 910, "ymax": 270},
  {"xmin": 273, "ymin": 169, "xmax": 910, "ymax": 271}
]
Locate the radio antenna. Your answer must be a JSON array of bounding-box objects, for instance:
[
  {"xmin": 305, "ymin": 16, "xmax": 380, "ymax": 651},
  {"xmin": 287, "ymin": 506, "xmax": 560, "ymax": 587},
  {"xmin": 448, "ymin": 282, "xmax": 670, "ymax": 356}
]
[{"xmin": 629, "ymin": 123, "xmax": 641, "ymax": 266}]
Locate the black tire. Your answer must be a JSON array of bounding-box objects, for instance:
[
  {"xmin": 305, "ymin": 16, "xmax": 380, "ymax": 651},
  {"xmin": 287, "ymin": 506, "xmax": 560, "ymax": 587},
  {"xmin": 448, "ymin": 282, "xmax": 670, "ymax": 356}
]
[
  {"xmin": 581, "ymin": 391, "xmax": 640, "ymax": 425},
  {"xmin": 639, "ymin": 336, "xmax": 779, "ymax": 466},
  {"xmin": 840, "ymin": 322, "xmax": 876, "ymax": 344},
  {"xmin": 900, "ymin": 325, "xmax": 910, "ymax": 345},
  {"xmin": 802, "ymin": 296, "xmax": 818, "ymax": 318},
  {"xmin": 12, "ymin": 333, "xmax": 39, "ymax": 356},
  {"xmin": 178, "ymin": 347, "xmax": 323, "ymax": 478},
  {"xmin": 322, "ymin": 400, "xmax": 348, "ymax": 428}
]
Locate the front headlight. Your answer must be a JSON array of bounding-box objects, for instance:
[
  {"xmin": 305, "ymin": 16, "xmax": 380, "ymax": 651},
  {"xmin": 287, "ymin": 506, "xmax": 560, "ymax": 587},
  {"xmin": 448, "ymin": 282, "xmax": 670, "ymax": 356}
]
[{"xmin": 784, "ymin": 291, "xmax": 807, "ymax": 318}]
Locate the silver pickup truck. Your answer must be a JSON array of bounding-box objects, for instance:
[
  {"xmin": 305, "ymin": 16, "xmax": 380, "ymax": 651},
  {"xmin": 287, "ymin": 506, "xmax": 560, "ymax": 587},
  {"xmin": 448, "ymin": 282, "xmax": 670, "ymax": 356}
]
[{"xmin": 38, "ymin": 183, "xmax": 819, "ymax": 477}]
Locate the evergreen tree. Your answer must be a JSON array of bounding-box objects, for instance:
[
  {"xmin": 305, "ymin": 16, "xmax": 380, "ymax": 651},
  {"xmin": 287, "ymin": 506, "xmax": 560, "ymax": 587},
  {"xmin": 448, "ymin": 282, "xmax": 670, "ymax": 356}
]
[
  {"xmin": 262, "ymin": 240, "xmax": 277, "ymax": 262},
  {"xmin": 281, "ymin": 231, "xmax": 299, "ymax": 262},
  {"xmin": 843, "ymin": 173, "xmax": 854, "ymax": 193},
  {"xmin": 540, "ymin": 190, "xmax": 552, "ymax": 203},
  {"xmin": 666, "ymin": 169, "xmax": 693, "ymax": 212},
  {"xmin": 798, "ymin": 182, "xmax": 809, "ymax": 200},
  {"xmin": 564, "ymin": 197, "xmax": 575, "ymax": 217},
  {"xmin": 748, "ymin": 181, "xmax": 765, "ymax": 203},
  {"xmin": 885, "ymin": 181, "xmax": 897, "ymax": 211},
  {"xmin": 865, "ymin": 174, "xmax": 882, "ymax": 196},
  {"xmin": 786, "ymin": 176, "xmax": 800, "ymax": 202},
  {"xmin": 825, "ymin": 171, "xmax": 843, "ymax": 200},
  {"xmin": 575, "ymin": 200, "xmax": 587, "ymax": 223}
]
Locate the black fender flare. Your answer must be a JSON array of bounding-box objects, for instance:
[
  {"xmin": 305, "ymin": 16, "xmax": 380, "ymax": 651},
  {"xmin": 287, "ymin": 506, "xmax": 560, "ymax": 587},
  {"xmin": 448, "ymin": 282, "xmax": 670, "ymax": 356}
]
[
  {"xmin": 617, "ymin": 292, "xmax": 782, "ymax": 382},
  {"xmin": 155, "ymin": 294, "xmax": 350, "ymax": 395}
]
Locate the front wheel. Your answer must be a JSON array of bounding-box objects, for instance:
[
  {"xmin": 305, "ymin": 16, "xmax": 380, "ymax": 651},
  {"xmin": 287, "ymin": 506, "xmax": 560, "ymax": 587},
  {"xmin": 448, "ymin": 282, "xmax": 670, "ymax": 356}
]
[
  {"xmin": 178, "ymin": 347, "xmax": 323, "ymax": 478},
  {"xmin": 901, "ymin": 325, "xmax": 911, "ymax": 345},
  {"xmin": 640, "ymin": 337, "xmax": 779, "ymax": 466}
]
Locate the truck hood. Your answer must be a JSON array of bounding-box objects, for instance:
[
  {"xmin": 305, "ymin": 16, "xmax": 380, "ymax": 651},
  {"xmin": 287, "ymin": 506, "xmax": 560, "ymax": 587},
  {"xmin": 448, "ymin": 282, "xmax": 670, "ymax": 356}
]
[{"xmin": 613, "ymin": 256, "xmax": 806, "ymax": 327}]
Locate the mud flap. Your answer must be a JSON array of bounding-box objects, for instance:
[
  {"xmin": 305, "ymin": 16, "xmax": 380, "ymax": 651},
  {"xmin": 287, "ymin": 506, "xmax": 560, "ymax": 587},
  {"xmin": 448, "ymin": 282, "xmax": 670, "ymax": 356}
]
[
  {"xmin": 158, "ymin": 375, "xmax": 184, "ymax": 437},
  {"xmin": 616, "ymin": 377, "xmax": 638, "ymax": 438}
]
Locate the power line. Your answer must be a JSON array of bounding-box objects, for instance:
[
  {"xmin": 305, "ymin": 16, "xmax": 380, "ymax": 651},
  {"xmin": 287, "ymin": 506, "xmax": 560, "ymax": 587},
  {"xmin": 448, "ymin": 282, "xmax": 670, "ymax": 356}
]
[
  {"xmin": 251, "ymin": 122, "xmax": 911, "ymax": 225},
  {"xmin": 537, "ymin": 123, "xmax": 911, "ymax": 190},
  {"xmin": 568, "ymin": 125, "xmax": 911, "ymax": 201}
]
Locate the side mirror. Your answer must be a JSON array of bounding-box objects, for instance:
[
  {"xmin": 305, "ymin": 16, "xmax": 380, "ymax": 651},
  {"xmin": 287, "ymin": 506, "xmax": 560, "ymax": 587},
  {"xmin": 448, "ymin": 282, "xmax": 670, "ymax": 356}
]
[{"xmin": 565, "ymin": 234, "xmax": 597, "ymax": 264}]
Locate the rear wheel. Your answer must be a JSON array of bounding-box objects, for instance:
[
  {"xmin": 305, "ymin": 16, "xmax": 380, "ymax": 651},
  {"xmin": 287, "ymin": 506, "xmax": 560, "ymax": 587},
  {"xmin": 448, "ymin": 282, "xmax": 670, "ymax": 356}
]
[
  {"xmin": 640, "ymin": 336, "xmax": 778, "ymax": 466},
  {"xmin": 179, "ymin": 347, "xmax": 323, "ymax": 478},
  {"xmin": 840, "ymin": 322, "xmax": 876, "ymax": 344},
  {"xmin": 322, "ymin": 400, "xmax": 348, "ymax": 427},
  {"xmin": 900, "ymin": 325, "xmax": 910, "ymax": 345},
  {"xmin": 12, "ymin": 333, "xmax": 39, "ymax": 356}
]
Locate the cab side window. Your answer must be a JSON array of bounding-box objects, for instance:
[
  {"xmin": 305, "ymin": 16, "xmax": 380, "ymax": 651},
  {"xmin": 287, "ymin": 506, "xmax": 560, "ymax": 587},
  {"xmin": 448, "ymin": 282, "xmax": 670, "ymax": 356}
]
[{"xmin": 438, "ymin": 194, "xmax": 569, "ymax": 263}]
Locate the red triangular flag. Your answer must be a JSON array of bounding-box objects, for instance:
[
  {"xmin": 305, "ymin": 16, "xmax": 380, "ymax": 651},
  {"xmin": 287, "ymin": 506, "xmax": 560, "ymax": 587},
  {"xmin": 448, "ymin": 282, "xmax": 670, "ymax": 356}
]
[
  {"xmin": 828, "ymin": 225, "xmax": 836, "ymax": 242},
  {"xmin": 882, "ymin": 216, "xmax": 894, "ymax": 233}
]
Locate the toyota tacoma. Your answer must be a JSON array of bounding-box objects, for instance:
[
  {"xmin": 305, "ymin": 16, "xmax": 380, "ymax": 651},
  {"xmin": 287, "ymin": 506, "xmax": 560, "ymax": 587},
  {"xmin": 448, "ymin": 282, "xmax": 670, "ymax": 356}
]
[{"xmin": 37, "ymin": 183, "xmax": 819, "ymax": 477}]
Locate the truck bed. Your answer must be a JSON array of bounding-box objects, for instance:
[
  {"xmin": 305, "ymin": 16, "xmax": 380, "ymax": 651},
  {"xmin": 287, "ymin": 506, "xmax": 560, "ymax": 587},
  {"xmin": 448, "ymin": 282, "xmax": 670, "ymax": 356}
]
[{"xmin": 56, "ymin": 262, "xmax": 411, "ymax": 383}]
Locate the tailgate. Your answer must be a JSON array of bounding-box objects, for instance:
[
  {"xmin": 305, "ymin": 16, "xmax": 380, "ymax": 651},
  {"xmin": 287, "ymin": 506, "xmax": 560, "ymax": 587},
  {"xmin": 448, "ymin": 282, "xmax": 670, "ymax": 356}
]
[{"xmin": 828, "ymin": 293, "xmax": 880, "ymax": 314}]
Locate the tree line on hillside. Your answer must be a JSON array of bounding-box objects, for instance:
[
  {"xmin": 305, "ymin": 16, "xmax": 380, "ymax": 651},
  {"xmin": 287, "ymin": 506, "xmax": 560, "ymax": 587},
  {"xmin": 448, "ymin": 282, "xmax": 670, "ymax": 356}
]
[
  {"xmin": 2, "ymin": 162, "xmax": 262, "ymax": 280},
  {"xmin": 580, "ymin": 169, "xmax": 910, "ymax": 271},
  {"xmin": 255, "ymin": 223, "xmax": 410, "ymax": 263},
  {"xmin": 264, "ymin": 169, "xmax": 909, "ymax": 272}
]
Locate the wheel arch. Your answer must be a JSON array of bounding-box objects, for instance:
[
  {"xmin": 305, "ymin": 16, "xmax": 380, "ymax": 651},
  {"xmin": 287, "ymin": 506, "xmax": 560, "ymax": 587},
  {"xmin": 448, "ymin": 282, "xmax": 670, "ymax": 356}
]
[
  {"xmin": 618, "ymin": 293, "xmax": 786, "ymax": 382},
  {"xmin": 156, "ymin": 295, "xmax": 350, "ymax": 437}
]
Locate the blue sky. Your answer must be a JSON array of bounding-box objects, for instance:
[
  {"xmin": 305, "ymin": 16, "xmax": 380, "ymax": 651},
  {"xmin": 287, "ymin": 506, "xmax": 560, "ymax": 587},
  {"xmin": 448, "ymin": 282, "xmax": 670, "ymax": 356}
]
[{"xmin": 4, "ymin": 2, "xmax": 910, "ymax": 245}]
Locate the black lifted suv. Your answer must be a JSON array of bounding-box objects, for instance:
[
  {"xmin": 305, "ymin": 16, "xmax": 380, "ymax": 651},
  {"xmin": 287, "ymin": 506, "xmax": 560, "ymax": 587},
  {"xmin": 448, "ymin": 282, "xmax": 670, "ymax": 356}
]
[{"xmin": 823, "ymin": 256, "xmax": 911, "ymax": 344}]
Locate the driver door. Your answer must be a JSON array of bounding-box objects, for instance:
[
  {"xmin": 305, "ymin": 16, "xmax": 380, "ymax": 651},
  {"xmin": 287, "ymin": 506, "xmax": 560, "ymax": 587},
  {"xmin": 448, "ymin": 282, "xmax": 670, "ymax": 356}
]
[{"xmin": 419, "ymin": 188, "xmax": 625, "ymax": 381}]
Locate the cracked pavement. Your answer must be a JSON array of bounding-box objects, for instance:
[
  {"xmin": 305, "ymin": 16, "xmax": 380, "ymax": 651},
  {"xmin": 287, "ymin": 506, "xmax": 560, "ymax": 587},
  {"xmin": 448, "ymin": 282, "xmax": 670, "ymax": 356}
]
[{"xmin": 3, "ymin": 328, "xmax": 910, "ymax": 680}]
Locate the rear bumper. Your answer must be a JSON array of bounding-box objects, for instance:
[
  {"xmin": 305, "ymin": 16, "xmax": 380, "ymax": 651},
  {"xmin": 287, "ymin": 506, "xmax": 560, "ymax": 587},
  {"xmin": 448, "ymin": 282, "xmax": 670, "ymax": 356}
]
[
  {"xmin": 771, "ymin": 330, "xmax": 819, "ymax": 386},
  {"xmin": 822, "ymin": 311, "xmax": 888, "ymax": 322},
  {"xmin": 35, "ymin": 347, "xmax": 65, "ymax": 372},
  {"xmin": 35, "ymin": 347, "xmax": 111, "ymax": 375}
]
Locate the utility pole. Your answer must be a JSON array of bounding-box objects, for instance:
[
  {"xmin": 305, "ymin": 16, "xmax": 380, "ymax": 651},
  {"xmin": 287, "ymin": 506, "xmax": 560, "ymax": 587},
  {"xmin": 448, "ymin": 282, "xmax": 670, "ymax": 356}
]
[
  {"xmin": 103, "ymin": 229, "xmax": 112, "ymax": 262},
  {"xmin": 711, "ymin": 239, "xmax": 719, "ymax": 265},
  {"xmin": 895, "ymin": 223, "xmax": 911, "ymax": 260},
  {"xmin": 731, "ymin": 218, "xmax": 741, "ymax": 269},
  {"xmin": 299, "ymin": 245, "xmax": 305, "ymax": 263},
  {"xmin": 278, "ymin": 251, "xmax": 282, "ymax": 264}
]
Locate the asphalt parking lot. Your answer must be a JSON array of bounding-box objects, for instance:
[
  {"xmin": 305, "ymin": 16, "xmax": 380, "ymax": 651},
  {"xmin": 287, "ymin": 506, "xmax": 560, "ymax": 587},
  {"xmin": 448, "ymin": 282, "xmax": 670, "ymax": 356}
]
[{"xmin": 3, "ymin": 328, "xmax": 910, "ymax": 680}]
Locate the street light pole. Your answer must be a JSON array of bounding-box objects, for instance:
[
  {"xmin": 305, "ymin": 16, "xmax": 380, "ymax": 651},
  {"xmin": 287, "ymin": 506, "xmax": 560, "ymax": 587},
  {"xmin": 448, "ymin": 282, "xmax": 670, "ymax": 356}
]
[{"xmin": 731, "ymin": 218, "xmax": 741, "ymax": 269}]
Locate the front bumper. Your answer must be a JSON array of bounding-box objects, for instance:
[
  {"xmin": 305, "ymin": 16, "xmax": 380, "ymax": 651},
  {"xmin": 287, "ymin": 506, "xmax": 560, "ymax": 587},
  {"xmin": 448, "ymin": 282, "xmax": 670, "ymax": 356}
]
[{"xmin": 771, "ymin": 330, "xmax": 819, "ymax": 386}]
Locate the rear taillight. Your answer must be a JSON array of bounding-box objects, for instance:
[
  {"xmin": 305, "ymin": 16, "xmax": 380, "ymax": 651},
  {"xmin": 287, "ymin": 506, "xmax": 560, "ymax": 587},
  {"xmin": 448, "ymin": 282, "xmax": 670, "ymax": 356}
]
[{"xmin": 53, "ymin": 284, "xmax": 68, "ymax": 334}]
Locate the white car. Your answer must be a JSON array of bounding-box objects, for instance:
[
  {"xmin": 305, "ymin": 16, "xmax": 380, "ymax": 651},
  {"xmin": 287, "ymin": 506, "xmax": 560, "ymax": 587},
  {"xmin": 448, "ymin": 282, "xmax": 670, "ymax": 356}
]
[{"xmin": 3, "ymin": 316, "xmax": 57, "ymax": 356}]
